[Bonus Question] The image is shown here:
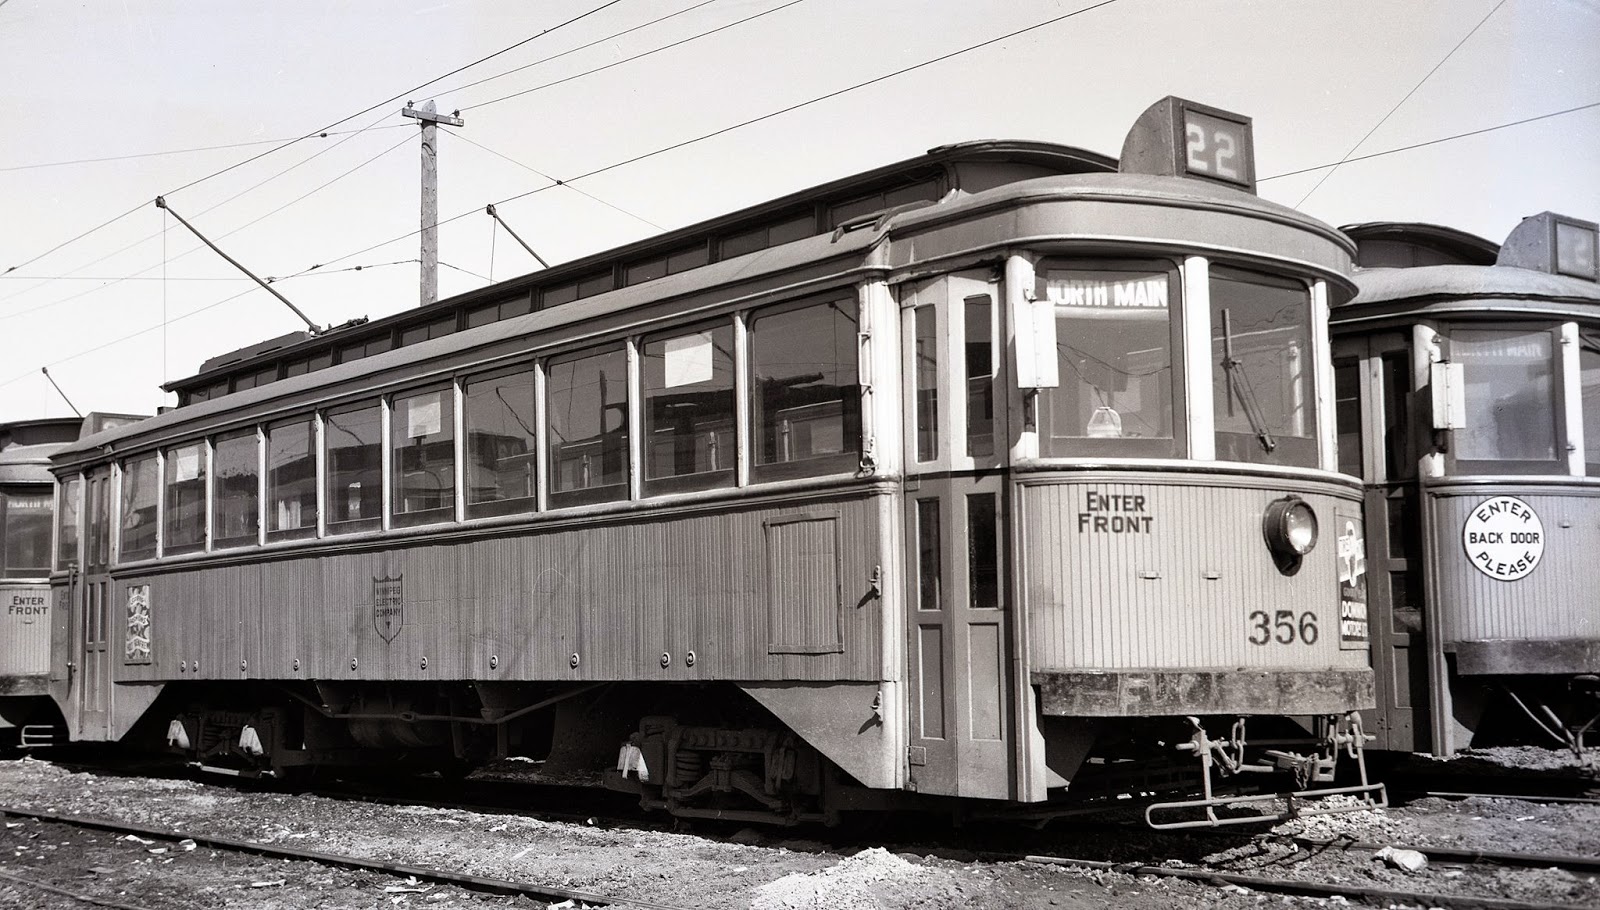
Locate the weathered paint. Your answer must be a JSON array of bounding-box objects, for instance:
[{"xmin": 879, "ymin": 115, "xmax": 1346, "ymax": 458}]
[{"xmin": 0, "ymin": 583, "xmax": 52, "ymax": 681}]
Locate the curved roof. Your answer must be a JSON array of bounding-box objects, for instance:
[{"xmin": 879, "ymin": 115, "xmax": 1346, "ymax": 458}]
[
  {"xmin": 1346, "ymin": 264, "xmax": 1600, "ymax": 307},
  {"xmin": 1341, "ymin": 221, "xmax": 1500, "ymax": 266}
]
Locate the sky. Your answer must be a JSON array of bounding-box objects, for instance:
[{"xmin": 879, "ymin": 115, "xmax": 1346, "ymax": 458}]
[{"xmin": 0, "ymin": 0, "xmax": 1596, "ymax": 423}]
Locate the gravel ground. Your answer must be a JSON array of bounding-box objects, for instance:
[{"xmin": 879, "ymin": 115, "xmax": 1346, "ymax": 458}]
[{"xmin": 0, "ymin": 754, "xmax": 1596, "ymax": 909}]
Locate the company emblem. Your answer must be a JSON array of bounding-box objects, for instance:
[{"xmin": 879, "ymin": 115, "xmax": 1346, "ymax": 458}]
[
  {"xmin": 373, "ymin": 575, "xmax": 404, "ymax": 643},
  {"xmin": 1462, "ymin": 496, "xmax": 1544, "ymax": 581}
]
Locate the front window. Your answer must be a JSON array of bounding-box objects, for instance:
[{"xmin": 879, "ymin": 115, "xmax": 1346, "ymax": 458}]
[
  {"xmin": 391, "ymin": 388, "xmax": 455, "ymax": 526},
  {"xmin": 1211, "ymin": 267, "xmax": 1317, "ymax": 467},
  {"xmin": 548, "ymin": 346, "xmax": 629, "ymax": 508},
  {"xmin": 750, "ymin": 297, "xmax": 861, "ymax": 480},
  {"xmin": 325, "ymin": 404, "xmax": 382, "ymax": 534},
  {"xmin": 163, "ymin": 442, "xmax": 207, "ymax": 555},
  {"xmin": 212, "ymin": 432, "xmax": 259, "ymax": 549},
  {"xmin": 464, "ymin": 368, "xmax": 537, "ymax": 518},
  {"xmin": 1037, "ymin": 261, "xmax": 1180, "ymax": 457},
  {"xmin": 642, "ymin": 322, "xmax": 736, "ymax": 494},
  {"xmin": 1, "ymin": 487, "xmax": 52, "ymax": 578},
  {"xmin": 119, "ymin": 455, "xmax": 158, "ymax": 562},
  {"xmin": 1454, "ymin": 327, "xmax": 1560, "ymax": 473}
]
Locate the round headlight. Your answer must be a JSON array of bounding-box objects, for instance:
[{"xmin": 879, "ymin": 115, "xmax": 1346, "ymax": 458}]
[{"xmin": 1264, "ymin": 496, "xmax": 1318, "ymax": 558}]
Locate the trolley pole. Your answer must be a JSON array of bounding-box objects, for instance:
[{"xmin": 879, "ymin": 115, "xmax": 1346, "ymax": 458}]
[{"xmin": 402, "ymin": 100, "xmax": 464, "ymax": 308}]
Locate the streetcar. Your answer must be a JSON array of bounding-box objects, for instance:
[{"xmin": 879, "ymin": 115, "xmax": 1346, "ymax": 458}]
[
  {"xmin": 43, "ymin": 98, "xmax": 1378, "ymax": 827},
  {"xmin": 1334, "ymin": 212, "xmax": 1600, "ymax": 756}
]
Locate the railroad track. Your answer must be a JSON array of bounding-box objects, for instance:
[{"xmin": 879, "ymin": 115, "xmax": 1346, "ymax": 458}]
[
  {"xmin": 1025, "ymin": 839, "xmax": 1598, "ymax": 910},
  {"xmin": 0, "ymin": 803, "xmax": 687, "ymax": 910}
]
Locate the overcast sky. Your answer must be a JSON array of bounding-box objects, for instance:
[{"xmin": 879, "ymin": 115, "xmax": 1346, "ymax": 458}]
[{"xmin": 1, "ymin": 0, "xmax": 1596, "ymax": 423}]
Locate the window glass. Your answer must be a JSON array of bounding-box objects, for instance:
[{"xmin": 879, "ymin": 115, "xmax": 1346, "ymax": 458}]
[
  {"xmin": 643, "ymin": 322, "xmax": 735, "ymax": 494},
  {"xmin": 667, "ymin": 245, "xmax": 710, "ymax": 274},
  {"xmin": 542, "ymin": 283, "xmax": 578, "ymax": 308},
  {"xmin": 916, "ymin": 498, "xmax": 940, "ymax": 612},
  {"xmin": 212, "ymin": 432, "xmax": 259, "ymax": 549},
  {"xmin": 576, "ymin": 272, "xmax": 613, "ymax": 299},
  {"xmin": 1334, "ymin": 359, "xmax": 1362, "ymax": 478},
  {"xmin": 267, "ymin": 418, "xmax": 317, "ymax": 539},
  {"xmin": 55, "ymin": 476, "xmax": 80, "ymax": 571},
  {"xmin": 119, "ymin": 455, "xmax": 158, "ymax": 562},
  {"xmin": 548, "ymin": 347, "xmax": 629, "ymax": 507},
  {"xmin": 1038, "ymin": 263, "xmax": 1178, "ymax": 456},
  {"xmin": 1455, "ymin": 328, "xmax": 1559, "ymax": 471},
  {"xmin": 913, "ymin": 306, "xmax": 938, "ymax": 462},
  {"xmin": 1381, "ymin": 352, "xmax": 1413, "ymax": 480},
  {"xmin": 163, "ymin": 443, "xmax": 207, "ymax": 554},
  {"xmin": 465, "ymin": 369, "xmax": 538, "ymax": 518},
  {"xmin": 1, "ymin": 488, "xmax": 53, "ymax": 578},
  {"xmin": 86, "ymin": 471, "xmax": 111, "ymax": 568},
  {"xmin": 1211, "ymin": 267, "xmax": 1316, "ymax": 467},
  {"xmin": 1582, "ymin": 332, "xmax": 1600, "ymax": 476},
  {"xmin": 965, "ymin": 295, "xmax": 995, "ymax": 458},
  {"xmin": 325, "ymin": 404, "xmax": 382, "ymax": 534},
  {"xmin": 967, "ymin": 493, "xmax": 1000, "ymax": 610},
  {"xmin": 750, "ymin": 297, "xmax": 861, "ymax": 480},
  {"xmin": 392, "ymin": 388, "xmax": 455, "ymax": 526}
]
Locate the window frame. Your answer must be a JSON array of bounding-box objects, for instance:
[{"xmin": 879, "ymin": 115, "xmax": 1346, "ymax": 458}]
[
  {"xmin": 1444, "ymin": 321, "xmax": 1569, "ymax": 476},
  {"xmin": 640, "ymin": 317, "xmax": 739, "ymax": 496},
  {"xmin": 210, "ymin": 429, "xmax": 261, "ymax": 550},
  {"xmin": 463, "ymin": 362, "xmax": 543, "ymax": 519},
  {"xmin": 1034, "ymin": 256, "xmax": 1188, "ymax": 459},
  {"xmin": 323, "ymin": 400, "xmax": 384, "ymax": 536},
  {"xmin": 389, "ymin": 383, "xmax": 458, "ymax": 528},
  {"xmin": 1208, "ymin": 264, "xmax": 1319, "ymax": 468},
  {"xmin": 545, "ymin": 342, "xmax": 632, "ymax": 510},
  {"xmin": 747, "ymin": 293, "xmax": 864, "ymax": 483},
  {"xmin": 265, "ymin": 415, "xmax": 319, "ymax": 542}
]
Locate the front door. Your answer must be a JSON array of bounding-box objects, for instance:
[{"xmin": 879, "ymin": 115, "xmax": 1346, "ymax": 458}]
[
  {"xmin": 902, "ymin": 269, "xmax": 1013, "ymax": 799},
  {"xmin": 72, "ymin": 467, "xmax": 113, "ymax": 741}
]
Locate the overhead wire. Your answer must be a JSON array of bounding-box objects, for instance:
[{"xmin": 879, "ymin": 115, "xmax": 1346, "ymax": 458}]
[
  {"xmin": 279, "ymin": 0, "xmax": 1129, "ymax": 280},
  {"xmin": 1, "ymin": 0, "xmax": 627, "ymax": 282},
  {"xmin": 1259, "ymin": 100, "xmax": 1600, "ymax": 182},
  {"xmin": 1294, "ymin": 0, "xmax": 1507, "ymax": 206},
  {"xmin": 444, "ymin": 130, "xmax": 663, "ymax": 230},
  {"xmin": 0, "ymin": 125, "xmax": 411, "ymax": 174}
]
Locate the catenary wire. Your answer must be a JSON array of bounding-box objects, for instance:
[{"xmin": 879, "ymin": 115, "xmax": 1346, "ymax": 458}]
[
  {"xmin": 279, "ymin": 0, "xmax": 1128, "ymax": 279},
  {"xmin": 444, "ymin": 131, "xmax": 663, "ymax": 230},
  {"xmin": 1260, "ymin": 100, "xmax": 1600, "ymax": 182},
  {"xmin": 0, "ymin": 125, "xmax": 411, "ymax": 174},
  {"xmin": 1294, "ymin": 0, "xmax": 1507, "ymax": 207},
  {"xmin": 1, "ymin": 0, "xmax": 626, "ymax": 280}
]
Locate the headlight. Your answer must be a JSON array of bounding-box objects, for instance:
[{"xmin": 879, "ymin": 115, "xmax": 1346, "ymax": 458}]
[{"xmin": 1263, "ymin": 496, "xmax": 1318, "ymax": 559}]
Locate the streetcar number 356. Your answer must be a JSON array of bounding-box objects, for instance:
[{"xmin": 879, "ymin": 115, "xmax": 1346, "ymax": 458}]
[{"xmin": 1247, "ymin": 610, "xmax": 1319, "ymax": 646}]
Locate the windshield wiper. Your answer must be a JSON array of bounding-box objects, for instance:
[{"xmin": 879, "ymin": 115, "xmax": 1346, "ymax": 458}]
[{"xmin": 1219, "ymin": 308, "xmax": 1276, "ymax": 453}]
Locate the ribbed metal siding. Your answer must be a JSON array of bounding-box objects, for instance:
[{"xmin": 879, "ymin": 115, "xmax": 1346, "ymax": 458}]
[
  {"xmin": 0, "ymin": 583, "xmax": 52, "ymax": 676},
  {"xmin": 1431, "ymin": 490, "xmax": 1600, "ymax": 642},
  {"xmin": 118, "ymin": 492, "xmax": 881, "ymax": 685},
  {"xmin": 1021, "ymin": 479, "xmax": 1367, "ymax": 671}
]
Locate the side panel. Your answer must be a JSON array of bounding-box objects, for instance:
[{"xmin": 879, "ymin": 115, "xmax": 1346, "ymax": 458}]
[{"xmin": 0, "ymin": 583, "xmax": 53, "ymax": 682}]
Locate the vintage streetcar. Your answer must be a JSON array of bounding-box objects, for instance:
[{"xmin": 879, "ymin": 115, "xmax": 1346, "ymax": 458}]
[
  {"xmin": 40, "ymin": 98, "xmax": 1379, "ymax": 827},
  {"xmin": 1334, "ymin": 212, "xmax": 1600, "ymax": 757}
]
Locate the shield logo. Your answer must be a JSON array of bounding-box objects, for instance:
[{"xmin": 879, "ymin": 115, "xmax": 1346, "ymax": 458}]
[{"xmin": 373, "ymin": 575, "xmax": 404, "ymax": 643}]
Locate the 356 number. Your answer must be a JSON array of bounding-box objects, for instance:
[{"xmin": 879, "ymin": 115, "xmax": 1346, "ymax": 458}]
[{"xmin": 1247, "ymin": 610, "xmax": 1318, "ymax": 646}]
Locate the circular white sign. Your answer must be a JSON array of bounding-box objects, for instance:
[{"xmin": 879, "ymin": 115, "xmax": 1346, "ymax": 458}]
[{"xmin": 1462, "ymin": 496, "xmax": 1544, "ymax": 581}]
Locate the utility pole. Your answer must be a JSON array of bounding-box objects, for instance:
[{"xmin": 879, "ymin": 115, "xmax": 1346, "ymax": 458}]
[{"xmin": 402, "ymin": 100, "xmax": 464, "ymax": 308}]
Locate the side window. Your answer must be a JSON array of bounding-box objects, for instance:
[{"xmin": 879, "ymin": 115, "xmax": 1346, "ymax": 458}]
[
  {"xmin": 1037, "ymin": 261, "xmax": 1180, "ymax": 457},
  {"xmin": 547, "ymin": 346, "xmax": 629, "ymax": 508},
  {"xmin": 750, "ymin": 297, "xmax": 861, "ymax": 481},
  {"xmin": 913, "ymin": 305, "xmax": 939, "ymax": 462},
  {"xmin": 163, "ymin": 442, "xmax": 207, "ymax": 555},
  {"xmin": 1333, "ymin": 358, "xmax": 1363, "ymax": 478},
  {"xmin": 642, "ymin": 321, "xmax": 736, "ymax": 495},
  {"xmin": 55, "ymin": 476, "xmax": 81, "ymax": 570},
  {"xmin": 965, "ymin": 295, "xmax": 996, "ymax": 459},
  {"xmin": 0, "ymin": 487, "xmax": 52, "ymax": 578},
  {"xmin": 267, "ymin": 417, "xmax": 318, "ymax": 540},
  {"xmin": 212, "ymin": 431, "xmax": 259, "ymax": 549},
  {"xmin": 119, "ymin": 455, "xmax": 158, "ymax": 562},
  {"xmin": 1211, "ymin": 266, "xmax": 1316, "ymax": 467},
  {"xmin": 391, "ymin": 388, "xmax": 455, "ymax": 527},
  {"xmin": 1453, "ymin": 327, "xmax": 1560, "ymax": 473},
  {"xmin": 464, "ymin": 368, "xmax": 538, "ymax": 518},
  {"xmin": 1581, "ymin": 330, "xmax": 1600, "ymax": 476},
  {"xmin": 325, "ymin": 403, "xmax": 382, "ymax": 534}
]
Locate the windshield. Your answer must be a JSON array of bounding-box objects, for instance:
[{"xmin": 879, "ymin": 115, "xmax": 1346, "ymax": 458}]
[{"xmin": 1210, "ymin": 267, "xmax": 1317, "ymax": 467}]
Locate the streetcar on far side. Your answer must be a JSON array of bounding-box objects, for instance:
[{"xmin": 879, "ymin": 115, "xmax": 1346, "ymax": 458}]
[
  {"xmin": 1333, "ymin": 213, "xmax": 1600, "ymax": 757},
  {"xmin": 0, "ymin": 414, "xmax": 143, "ymax": 751}
]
